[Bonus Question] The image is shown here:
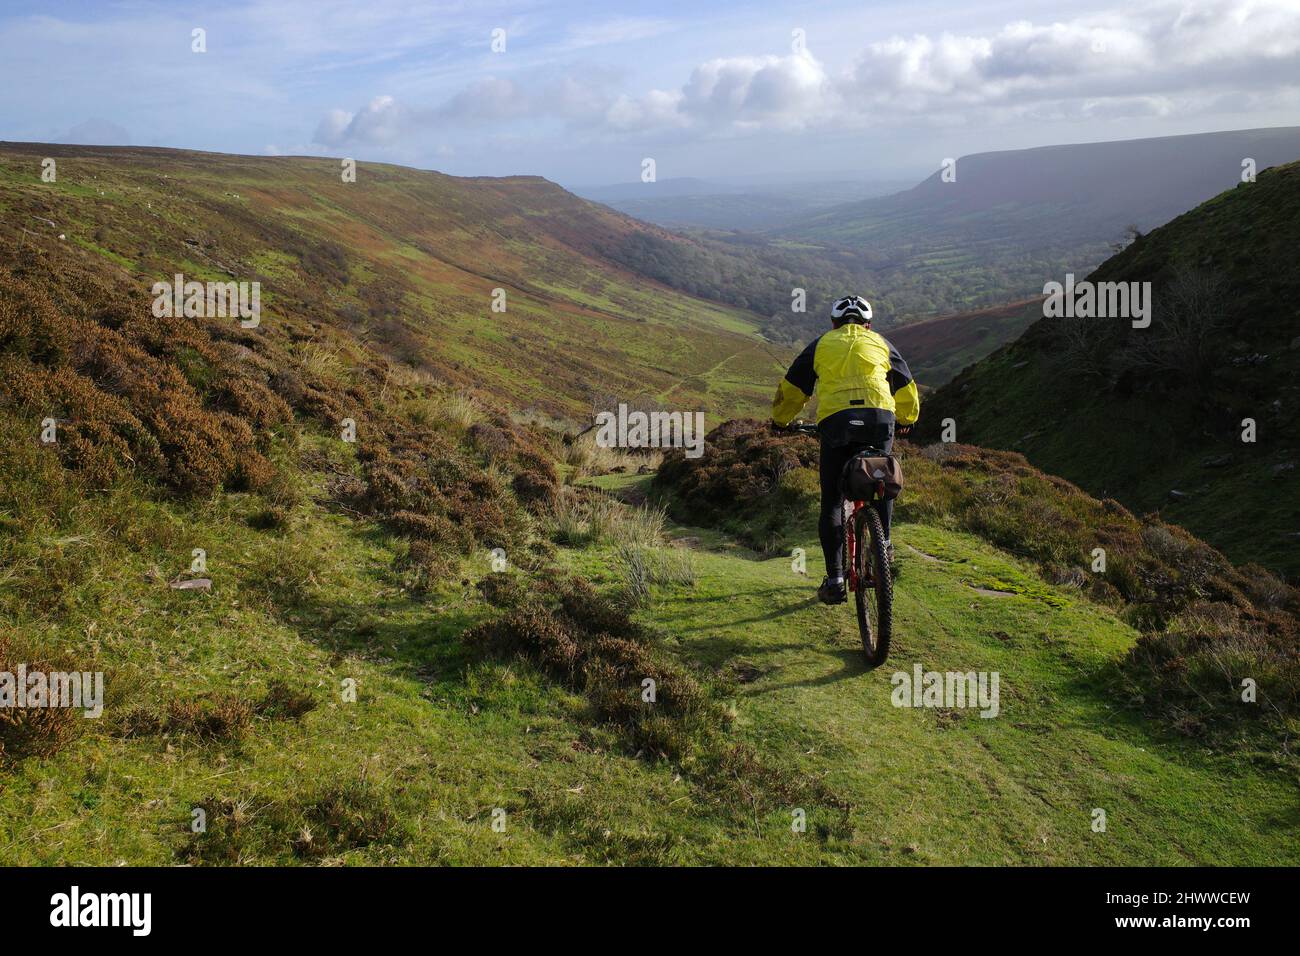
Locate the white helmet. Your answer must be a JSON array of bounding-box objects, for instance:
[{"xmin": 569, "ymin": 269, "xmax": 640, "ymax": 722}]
[{"xmin": 831, "ymin": 294, "xmax": 872, "ymax": 323}]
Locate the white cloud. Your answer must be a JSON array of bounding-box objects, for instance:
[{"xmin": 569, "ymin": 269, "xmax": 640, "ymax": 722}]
[
  {"xmin": 605, "ymin": 89, "xmax": 685, "ymax": 131},
  {"xmin": 344, "ymin": 95, "xmax": 405, "ymax": 144},
  {"xmin": 312, "ymin": 0, "xmax": 1300, "ymax": 148},
  {"xmin": 678, "ymin": 50, "xmax": 831, "ymax": 129},
  {"xmin": 618, "ymin": 0, "xmax": 1300, "ymax": 131},
  {"xmin": 841, "ymin": 0, "xmax": 1300, "ymax": 115},
  {"xmin": 313, "ymin": 109, "xmax": 354, "ymax": 146},
  {"xmin": 316, "ymin": 67, "xmax": 631, "ymax": 145},
  {"xmin": 314, "ymin": 95, "xmax": 405, "ymax": 146}
]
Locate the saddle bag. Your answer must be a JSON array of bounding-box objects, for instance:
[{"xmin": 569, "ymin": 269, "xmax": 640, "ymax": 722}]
[{"xmin": 843, "ymin": 453, "xmax": 903, "ymax": 501}]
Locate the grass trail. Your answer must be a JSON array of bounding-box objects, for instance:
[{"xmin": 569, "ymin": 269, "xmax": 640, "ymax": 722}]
[
  {"xmin": 620, "ymin": 519, "xmax": 1300, "ymax": 865},
  {"xmin": 4, "ymin": 465, "xmax": 1294, "ymax": 865}
]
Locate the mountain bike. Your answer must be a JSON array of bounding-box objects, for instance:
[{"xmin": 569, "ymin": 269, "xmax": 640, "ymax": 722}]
[{"xmin": 788, "ymin": 421, "xmax": 893, "ymax": 667}]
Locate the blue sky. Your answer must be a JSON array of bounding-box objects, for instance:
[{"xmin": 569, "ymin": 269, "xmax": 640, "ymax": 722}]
[{"xmin": 3, "ymin": 0, "xmax": 1298, "ymax": 186}]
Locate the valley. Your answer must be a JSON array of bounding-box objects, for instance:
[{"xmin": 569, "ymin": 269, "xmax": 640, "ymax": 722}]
[{"xmin": 1, "ymin": 139, "xmax": 1296, "ymax": 867}]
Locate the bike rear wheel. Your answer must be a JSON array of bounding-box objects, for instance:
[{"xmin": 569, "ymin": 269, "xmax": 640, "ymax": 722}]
[{"xmin": 852, "ymin": 505, "xmax": 893, "ymax": 667}]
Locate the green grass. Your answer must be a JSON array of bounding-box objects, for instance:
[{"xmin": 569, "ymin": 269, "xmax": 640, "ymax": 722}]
[
  {"xmin": 545, "ymin": 501, "xmax": 1298, "ymax": 864},
  {"xmin": 67, "ymin": 236, "xmax": 135, "ymax": 270},
  {"xmin": 631, "ymin": 520, "xmax": 1299, "ymax": 864},
  {"xmin": 0, "ymin": 143, "xmax": 787, "ymax": 427},
  {"xmin": 4, "ymin": 433, "xmax": 1296, "ymax": 864},
  {"xmin": 249, "ymin": 249, "xmax": 299, "ymax": 280},
  {"xmin": 0, "ymin": 459, "xmax": 730, "ymax": 864}
]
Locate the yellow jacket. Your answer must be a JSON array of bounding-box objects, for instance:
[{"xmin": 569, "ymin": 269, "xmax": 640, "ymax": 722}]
[{"xmin": 772, "ymin": 323, "xmax": 920, "ymax": 426}]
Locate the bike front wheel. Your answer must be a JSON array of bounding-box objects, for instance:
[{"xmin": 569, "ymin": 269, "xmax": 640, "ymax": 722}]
[{"xmin": 852, "ymin": 505, "xmax": 893, "ymax": 667}]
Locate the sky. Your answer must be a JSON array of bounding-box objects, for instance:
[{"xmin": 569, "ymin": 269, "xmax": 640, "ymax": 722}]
[{"xmin": 2, "ymin": 0, "xmax": 1298, "ymax": 188}]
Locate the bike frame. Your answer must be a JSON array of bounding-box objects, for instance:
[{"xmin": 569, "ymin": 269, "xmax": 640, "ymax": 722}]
[
  {"xmin": 787, "ymin": 421, "xmax": 885, "ymax": 593},
  {"xmin": 786, "ymin": 421, "xmax": 893, "ymax": 666},
  {"xmin": 843, "ymin": 497, "xmax": 879, "ymax": 593},
  {"xmin": 844, "ymin": 499, "xmax": 862, "ymax": 592},
  {"xmin": 843, "ymin": 447, "xmax": 888, "ymax": 595}
]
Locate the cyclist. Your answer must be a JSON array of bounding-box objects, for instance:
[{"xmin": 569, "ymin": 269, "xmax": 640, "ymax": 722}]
[{"xmin": 771, "ymin": 294, "xmax": 920, "ymax": 605}]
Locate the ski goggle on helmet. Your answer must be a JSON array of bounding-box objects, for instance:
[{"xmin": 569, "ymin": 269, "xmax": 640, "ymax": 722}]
[{"xmin": 831, "ymin": 295, "xmax": 873, "ymax": 323}]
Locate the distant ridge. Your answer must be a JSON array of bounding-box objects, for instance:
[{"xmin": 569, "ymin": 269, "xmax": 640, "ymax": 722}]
[{"xmin": 781, "ymin": 127, "xmax": 1300, "ymax": 246}]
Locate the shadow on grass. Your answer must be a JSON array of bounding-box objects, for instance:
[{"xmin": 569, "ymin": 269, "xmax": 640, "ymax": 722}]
[
  {"xmin": 743, "ymin": 648, "xmax": 869, "ymax": 696},
  {"xmin": 252, "ymin": 559, "xmax": 487, "ymax": 692},
  {"xmin": 654, "ymin": 588, "xmax": 820, "ymax": 633}
]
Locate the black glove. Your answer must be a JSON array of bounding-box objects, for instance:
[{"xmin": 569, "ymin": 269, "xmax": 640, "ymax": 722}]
[{"xmin": 895, "ymin": 423, "xmax": 914, "ymax": 438}]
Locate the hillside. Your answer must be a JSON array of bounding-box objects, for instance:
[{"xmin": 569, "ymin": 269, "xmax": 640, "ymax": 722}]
[
  {"xmin": 886, "ymin": 297, "xmax": 1042, "ymax": 386},
  {"xmin": 572, "ymin": 178, "xmax": 911, "ymax": 231},
  {"xmin": 5, "ymin": 397, "xmax": 1298, "ymax": 864},
  {"xmin": 3, "ymin": 141, "xmax": 1296, "ymax": 867},
  {"xmin": 920, "ymin": 160, "xmax": 1300, "ymax": 579},
  {"xmin": 775, "ymin": 127, "xmax": 1300, "ymax": 332},
  {"xmin": 0, "ymin": 142, "xmax": 785, "ymax": 423}
]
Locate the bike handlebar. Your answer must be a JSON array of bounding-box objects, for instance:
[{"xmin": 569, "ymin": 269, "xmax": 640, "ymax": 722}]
[
  {"xmin": 781, "ymin": 420, "xmax": 916, "ymax": 438},
  {"xmin": 781, "ymin": 421, "xmax": 819, "ymax": 436}
]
